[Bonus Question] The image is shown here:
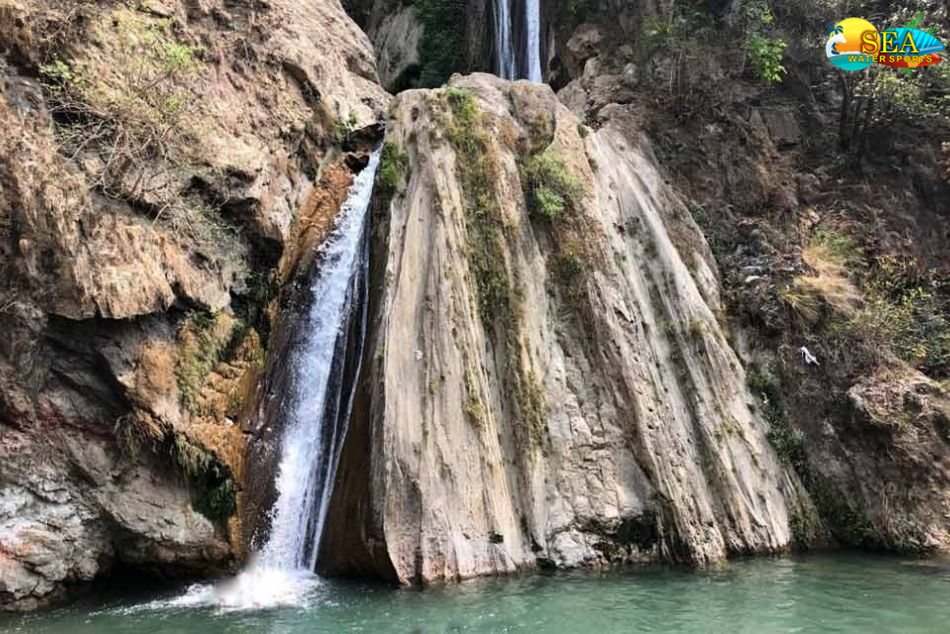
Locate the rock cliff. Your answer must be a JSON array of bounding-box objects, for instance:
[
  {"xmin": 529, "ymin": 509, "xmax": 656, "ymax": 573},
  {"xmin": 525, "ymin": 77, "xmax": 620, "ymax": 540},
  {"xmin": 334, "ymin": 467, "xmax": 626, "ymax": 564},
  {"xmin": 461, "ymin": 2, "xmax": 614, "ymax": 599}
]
[{"xmin": 321, "ymin": 74, "xmax": 815, "ymax": 583}]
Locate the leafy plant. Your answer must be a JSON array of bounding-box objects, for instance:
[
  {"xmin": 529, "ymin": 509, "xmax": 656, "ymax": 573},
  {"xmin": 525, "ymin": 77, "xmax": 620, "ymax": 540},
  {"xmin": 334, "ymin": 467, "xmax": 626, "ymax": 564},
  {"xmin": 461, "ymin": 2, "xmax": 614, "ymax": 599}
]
[
  {"xmin": 744, "ymin": 32, "xmax": 787, "ymax": 84},
  {"xmin": 522, "ymin": 149, "xmax": 584, "ymax": 221},
  {"xmin": 741, "ymin": 0, "xmax": 775, "ymax": 25},
  {"xmin": 332, "ymin": 111, "xmax": 359, "ymax": 144},
  {"xmin": 378, "ymin": 141, "xmax": 410, "ymax": 197}
]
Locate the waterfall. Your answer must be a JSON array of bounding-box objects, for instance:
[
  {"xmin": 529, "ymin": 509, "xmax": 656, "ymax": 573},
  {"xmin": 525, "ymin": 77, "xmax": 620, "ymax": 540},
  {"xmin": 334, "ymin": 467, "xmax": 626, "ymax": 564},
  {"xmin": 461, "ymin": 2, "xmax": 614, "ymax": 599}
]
[
  {"xmin": 258, "ymin": 148, "xmax": 378, "ymax": 572},
  {"xmin": 169, "ymin": 150, "xmax": 380, "ymax": 611},
  {"xmin": 494, "ymin": 0, "xmax": 542, "ymax": 82},
  {"xmin": 494, "ymin": 0, "xmax": 515, "ymax": 79},
  {"xmin": 525, "ymin": 0, "xmax": 542, "ymax": 82}
]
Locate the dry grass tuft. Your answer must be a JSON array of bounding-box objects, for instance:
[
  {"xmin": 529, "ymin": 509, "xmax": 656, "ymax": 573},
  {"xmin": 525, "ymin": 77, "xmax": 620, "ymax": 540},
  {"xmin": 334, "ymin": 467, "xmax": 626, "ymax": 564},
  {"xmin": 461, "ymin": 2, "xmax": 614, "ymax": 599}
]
[{"xmin": 781, "ymin": 238, "xmax": 863, "ymax": 325}]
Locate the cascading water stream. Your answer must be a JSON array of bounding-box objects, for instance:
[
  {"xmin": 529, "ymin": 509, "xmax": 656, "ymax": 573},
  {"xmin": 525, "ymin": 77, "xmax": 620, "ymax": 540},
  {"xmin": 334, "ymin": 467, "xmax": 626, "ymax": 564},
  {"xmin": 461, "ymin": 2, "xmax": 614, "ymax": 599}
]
[
  {"xmin": 257, "ymin": 149, "xmax": 378, "ymax": 574},
  {"xmin": 525, "ymin": 0, "xmax": 542, "ymax": 82},
  {"xmin": 494, "ymin": 0, "xmax": 515, "ymax": 79},
  {"xmin": 494, "ymin": 0, "xmax": 542, "ymax": 82},
  {"xmin": 157, "ymin": 150, "xmax": 380, "ymax": 611}
]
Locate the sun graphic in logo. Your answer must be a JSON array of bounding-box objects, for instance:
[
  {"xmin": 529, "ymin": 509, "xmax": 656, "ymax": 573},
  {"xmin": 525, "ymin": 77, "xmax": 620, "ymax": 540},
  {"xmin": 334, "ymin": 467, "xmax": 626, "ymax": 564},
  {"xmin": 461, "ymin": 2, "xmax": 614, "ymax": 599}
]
[{"xmin": 826, "ymin": 17, "xmax": 877, "ymax": 71}]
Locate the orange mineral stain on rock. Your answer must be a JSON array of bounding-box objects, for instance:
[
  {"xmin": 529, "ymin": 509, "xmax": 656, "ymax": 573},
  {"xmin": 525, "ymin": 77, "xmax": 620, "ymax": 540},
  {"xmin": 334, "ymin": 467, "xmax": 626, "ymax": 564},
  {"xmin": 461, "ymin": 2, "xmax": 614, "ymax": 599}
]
[{"xmin": 279, "ymin": 161, "xmax": 356, "ymax": 285}]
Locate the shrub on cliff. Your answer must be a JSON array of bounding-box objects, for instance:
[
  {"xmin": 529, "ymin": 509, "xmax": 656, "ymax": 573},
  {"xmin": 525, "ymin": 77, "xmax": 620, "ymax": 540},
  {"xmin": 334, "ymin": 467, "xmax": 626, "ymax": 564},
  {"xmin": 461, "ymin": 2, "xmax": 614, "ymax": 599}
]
[
  {"xmin": 378, "ymin": 141, "xmax": 410, "ymax": 198},
  {"xmin": 782, "ymin": 229, "xmax": 950, "ymax": 378},
  {"xmin": 40, "ymin": 10, "xmax": 202, "ymax": 173},
  {"xmin": 523, "ymin": 149, "xmax": 584, "ymax": 221}
]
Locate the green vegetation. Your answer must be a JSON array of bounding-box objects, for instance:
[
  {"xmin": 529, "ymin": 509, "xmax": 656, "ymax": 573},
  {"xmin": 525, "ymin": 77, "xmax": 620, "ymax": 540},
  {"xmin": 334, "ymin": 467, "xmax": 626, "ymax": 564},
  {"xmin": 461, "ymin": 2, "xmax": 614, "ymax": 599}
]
[
  {"xmin": 789, "ymin": 507, "xmax": 816, "ymax": 546},
  {"xmin": 194, "ymin": 475, "xmax": 238, "ymax": 520},
  {"xmin": 687, "ymin": 203, "xmax": 737, "ymax": 259},
  {"xmin": 378, "ymin": 141, "xmax": 410, "ymax": 198},
  {"xmin": 175, "ymin": 311, "xmax": 258, "ymax": 415},
  {"xmin": 641, "ymin": 1, "xmax": 709, "ymax": 57},
  {"xmin": 332, "ymin": 111, "xmax": 359, "ymax": 144},
  {"xmin": 37, "ymin": 9, "xmax": 240, "ymax": 254},
  {"xmin": 552, "ymin": 244, "xmax": 587, "ymax": 305},
  {"xmin": 554, "ymin": 247, "xmax": 585, "ymax": 281},
  {"xmin": 739, "ymin": 0, "xmax": 775, "ymax": 25},
  {"xmin": 519, "ymin": 372, "xmax": 547, "ymax": 446},
  {"xmin": 522, "ymin": 149, "xmax": 585, "ymax": 222},
  {"xmin": 170, "ymin": 433, "xmax": 237, "ymax": 521},
  {"xmin": 519, "ymin": 145, "xmax": 591, "ymax": 308},
  {"xmin": 810, "ymin": 229, "xmax": 864, "ymax": 269},
  {"xmin": 412, "ymin": 0, "xmax": 466, "ymax": 88},
  {"xmin": 838, "ymin": 10, "xmax": 950, "ymax": 157},
  {"xmin": 810, "ymin": 480, "xmax": 879, "ymax": 548},
  {"xmin": 40, "ymin": 10, "xmax": 202, "ymax": 167},
  {"xmin": 780, "ymin": 229, "xmax": 863, "ymax": 326},
  {"xmin": 463, "ymin": 367, "xmax": 486, "ymax": 428},
  {"xmin": 782, "ymin": 228, "xmax": 950, "ymax": 378},
  {"xmin": 747, "ymin": 370, "xmax": 806, "ymax": 473},
  {"xmin": 441, "ymin": 87, "xmax": 548, "ymax": 448},
  {"xmin": 119, "ymin": 422, "xmax": 237, "ymax": 522},
  {"xmin": 852, "ymin": 256, "xmax": 950, "ymax": 377},
  {"xmin": 743, "ymin": 32, "xmax": 786, "ymax": 84},
  {"xmin": 737, "ymin": 1, "xmax": 786, "ymax": 84},
  {"xmin": 441, "ymin": 87, "xmax": 510, "ymax": 321},
  {"xmin": 175, "ymin": 312, "xmax": 227, "ymax": 413}
]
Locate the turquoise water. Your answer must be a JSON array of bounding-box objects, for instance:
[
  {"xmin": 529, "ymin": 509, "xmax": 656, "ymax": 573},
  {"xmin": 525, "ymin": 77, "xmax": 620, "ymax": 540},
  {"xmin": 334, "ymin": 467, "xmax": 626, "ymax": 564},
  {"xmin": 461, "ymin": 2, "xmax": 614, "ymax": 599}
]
[{"xmin": 2, "ymin": 554, "xmax": 948, "ymax": 633}]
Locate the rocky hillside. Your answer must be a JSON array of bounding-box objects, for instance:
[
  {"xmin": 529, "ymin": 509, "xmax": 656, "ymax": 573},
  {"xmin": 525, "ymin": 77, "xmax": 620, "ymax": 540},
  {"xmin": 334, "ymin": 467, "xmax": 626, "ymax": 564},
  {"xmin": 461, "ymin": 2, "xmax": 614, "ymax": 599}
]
[
  {"xmin": 0, "ymin": 0, "xmax": 386, "ymax": 610},
  {"xmin": 547, "ymin": 1, "xmax": 950, "ymax": 553}
]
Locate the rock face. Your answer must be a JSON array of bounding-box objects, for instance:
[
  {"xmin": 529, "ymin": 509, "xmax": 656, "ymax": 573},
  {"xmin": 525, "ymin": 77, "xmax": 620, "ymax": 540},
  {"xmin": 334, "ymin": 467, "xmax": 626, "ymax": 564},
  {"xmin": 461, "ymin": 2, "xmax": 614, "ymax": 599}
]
[
  {"xmin": 0, "ymin": 427, "xmax": 229, "ymax": 611},
  {"xmin": 0, "ymin": 0, "xmax": 388, "ymax": 610},
  {"xmin": 540, "ymin": 2, "xmax": 950, "ymax": 556},
  {"xmin": 322, "ymin": 74, "xmax": 815, "ymax": 583},
  {"xmin": 810, "ymin": 366, "xmax": 950, "ymax": 550},
  {"xmin": 368, "ymin": 3, "xmax": 422, "ymax": 90}
]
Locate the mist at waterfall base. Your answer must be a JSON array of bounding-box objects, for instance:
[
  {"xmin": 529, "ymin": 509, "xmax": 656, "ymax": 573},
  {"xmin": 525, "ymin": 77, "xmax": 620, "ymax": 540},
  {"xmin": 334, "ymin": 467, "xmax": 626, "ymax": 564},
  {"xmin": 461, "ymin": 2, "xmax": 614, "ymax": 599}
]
[{"xmin": 145, "ymin": 150, "xmax": 379, "ymax": 612}]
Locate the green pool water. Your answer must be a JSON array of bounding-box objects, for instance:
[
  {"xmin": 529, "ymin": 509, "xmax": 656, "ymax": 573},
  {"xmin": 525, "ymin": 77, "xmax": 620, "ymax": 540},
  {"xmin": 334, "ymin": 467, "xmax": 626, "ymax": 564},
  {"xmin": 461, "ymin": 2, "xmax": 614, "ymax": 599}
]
[{"xmin": 3, "ymin": 553, "xmax": 948, "ymax": 633}]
